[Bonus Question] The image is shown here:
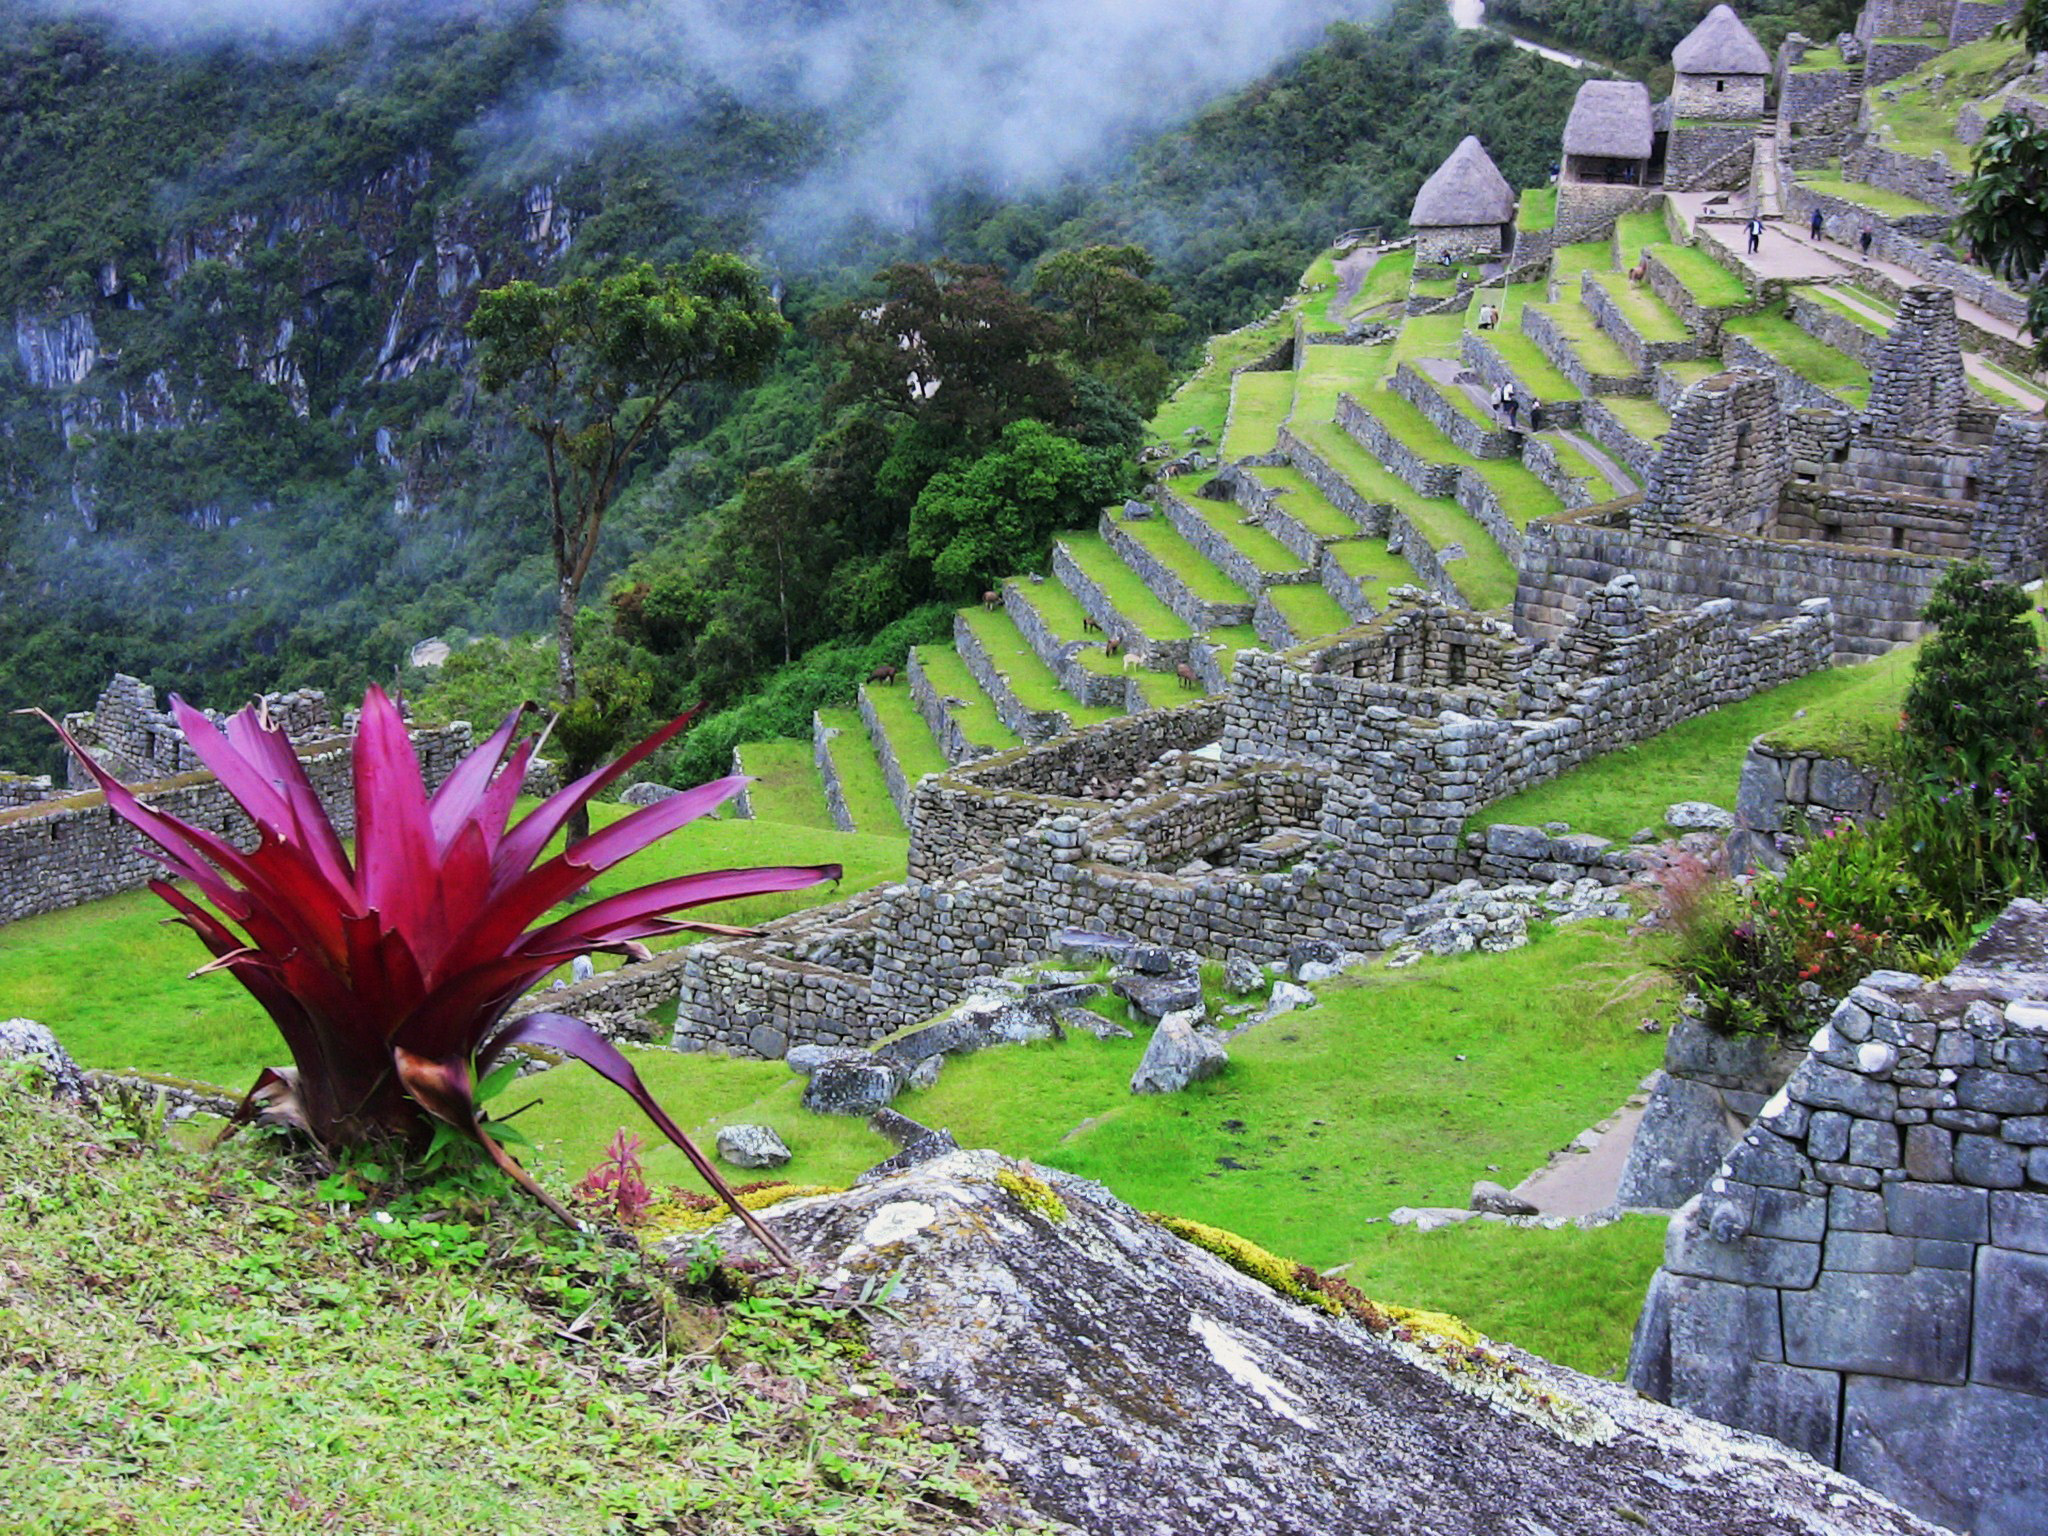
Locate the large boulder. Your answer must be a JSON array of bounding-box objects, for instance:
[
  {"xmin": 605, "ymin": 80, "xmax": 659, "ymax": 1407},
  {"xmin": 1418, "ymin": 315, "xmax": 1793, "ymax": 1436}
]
[
  {"xmin": 1615, "ymin": 1071, "xmax": 1744, "ymax": 1210},
  {"xmin": 802, "ymin": 1058, "xmax": 902, "ymax": 1116},
  {"xmin": 697, "ymin": 1151, "xmax": 1942, "ymax": 1536},
  {"xmin": 1130, "ymin": 1009, "xmax": 1228, "ymax": 1094},
  {"xmin": 715, "ymin": 1123, "xmax": 792, "ymax": 1170},
  {"xmin": 1114, "ymin": 973, "xmax": 1203, "ymax": 1022}
]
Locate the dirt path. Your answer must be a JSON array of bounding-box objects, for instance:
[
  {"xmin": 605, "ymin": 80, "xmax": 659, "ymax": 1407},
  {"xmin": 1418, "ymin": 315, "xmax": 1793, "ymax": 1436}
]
[
  {"xmin": 1510, "ymin": 1092, "xmax": 1651, "ymax": 1218},
  {"xmin": 1541, "ymin": 426, "xmax": 1637, "ymax": 496}
]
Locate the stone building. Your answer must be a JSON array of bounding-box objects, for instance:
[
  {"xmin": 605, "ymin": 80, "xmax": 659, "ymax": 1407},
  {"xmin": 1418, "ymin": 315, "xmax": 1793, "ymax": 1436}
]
[
  {"xmin": 1407, "ymin": 135, "xmax": 1517, "ymax": 264},
  {"xmin": 1664, "ymin": 4, "xmax": 1772, "ymax": 190},
  {"xmin": 1627, "ymin": 900, "xmax": 2048, "ymax": 1536},
  {"xmin": 1555, "ymin": 79, "xmax": 1660, "ymax": 243}
]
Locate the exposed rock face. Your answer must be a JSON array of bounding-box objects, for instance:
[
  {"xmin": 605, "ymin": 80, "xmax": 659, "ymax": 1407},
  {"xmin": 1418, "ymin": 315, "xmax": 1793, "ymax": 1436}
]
[
  {"xmin": 801, "ymin": 1058, "xmax": 902, "ymax": 1116},
  {"xmin": 704, "ymin": 1151, "xmax": 1940, "ymax": 1536},
  {"xmin": 0, "ymin": 1020, "xmax": 87, "ymax": 1100},
  {"xmin": 1129, "ymin": 1009, "xmax": 1228, "ymax": 1094}
]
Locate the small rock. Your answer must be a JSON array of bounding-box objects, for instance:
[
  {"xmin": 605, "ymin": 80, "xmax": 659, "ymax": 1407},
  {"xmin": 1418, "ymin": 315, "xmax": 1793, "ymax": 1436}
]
[
  {"xmin": 1390, "ymin": 1206, "xmax": 1477, "ymax": 1233},
  {"xmin": 716, "ymin": 1123, "xmax": 792, "ymax": 1170},
  {"xmin": 786, "ymin": 1045, "xmax": 869, "ymax": 1077},
  {"xmin": 1263, "ymin": 981, "xmax": 1316, "ymax": 1018},
  {"xmin": 1630, "ymin": 827, "xmax": 1658, "ymax": 844},
  {"xmin": 618, "ymin": 781, "xmax": 680, "ymax": 806},
  {"xmin": 1114, "ymin": 973, "xmax": 1204, "ymax": 1022},
  {"xmin": 803, "ymin": 1058, "xmax": 902, "ymax": 1116},
  {"xmin": 1295, "ymin": 960, "xmax": 1342, "ymax": 984},
  {"xmin": 905, "ymin": 1055, "xmax": 945, "ymax": 1090},
  {"xmin": 1059, "ymin": 1006, "xmax": 1133, "ymax": 1040},
  {"xmin": 1665, "ymin": 801, "xmax": 1736, "ymax": 832},
  {"xmin": 0, "ymin": 1019, "xmax": 86, "ymax": 1100},
  {"xmin": 1130, "ymin": 1009, "xmax": 1229, "ymax": 1094},
  {"xmin": 1223, "ymin": 953, "xmax": 1266, "ymax": 996},
  {"xmin": 1471, "ymin": 1180, "xmax": 1539, "ymax": 1217},
  {"xmin": 1287, "ymin": 940, "xmax": 1341, "ymax": 979}
]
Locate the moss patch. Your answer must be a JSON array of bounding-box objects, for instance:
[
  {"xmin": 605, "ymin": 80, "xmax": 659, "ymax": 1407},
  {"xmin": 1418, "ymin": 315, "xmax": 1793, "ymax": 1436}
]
[{"xmin": 996, "ymin": 1165, "xmax": 1070, "ymax": 1223}]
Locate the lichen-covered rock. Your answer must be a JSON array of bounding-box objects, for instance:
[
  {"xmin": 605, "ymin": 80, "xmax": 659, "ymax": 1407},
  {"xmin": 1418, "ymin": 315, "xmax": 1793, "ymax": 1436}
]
[
  {"xmin": 618, "ymin": 781, "xmax": 680, "ymax": 807},
  {"xmin": 1470, "ymin": 1179, "xmax": 1538, "ymax": 1216},
  {"xmin": 0, "ymin": 1019, "xmax": 86, "ymax": 1100},
  {"xmin": 701, "ymin": 1151, "xmax": 1941, "ymax": 1536},
  {"xmin": 715, "ymin": 1123, "xmax": 792, "ymax": 1170},
  {"xmin": 1130, "ymin": 1010, "xmax": 1227, "ymax": 1094},
  {"xmin": 801, "ymin": 1058, "xmax": 901, "ymax": 1116},
  {"xmin": 1666, "ymin": 800, "xmax": 1737, "ymax": 831},
  {"xmin": 1114, "ymin": 973, "xmax": 1203, "ymax": 1022}
]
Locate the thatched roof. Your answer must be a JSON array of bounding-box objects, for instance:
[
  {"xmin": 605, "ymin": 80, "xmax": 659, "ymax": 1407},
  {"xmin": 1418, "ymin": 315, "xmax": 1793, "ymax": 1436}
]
[
  {"xmin": 1563, "ymin": 80, "xmax": 1655, "ymax": 159},
  {"xmin": 1409, "ymin": 136, "xmax": 1516, "ymax": 229},
  {"xmin": 1673, "ymin": 4, "xmax": 1770, "ymax": 75}
]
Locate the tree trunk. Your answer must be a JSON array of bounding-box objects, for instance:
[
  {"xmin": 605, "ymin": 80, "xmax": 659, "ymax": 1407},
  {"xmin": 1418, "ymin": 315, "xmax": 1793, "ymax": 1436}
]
[{"xmin": 555, "ymin": 576, "xmax": 591, "ymax": 846}]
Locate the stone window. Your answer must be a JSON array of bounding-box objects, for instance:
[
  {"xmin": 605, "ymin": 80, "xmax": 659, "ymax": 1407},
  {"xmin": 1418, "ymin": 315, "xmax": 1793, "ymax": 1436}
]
[
  {"xmin": 1716, "ymin": 78, "xmax": 1725, "ymax": 92},
  {"xmin": 1447, "ymin": 644, "xmax": 1469, "ymax": 685},
  {"xmin": 1732, "ymin": 421, "xmax": 1750, "ymax": 473}
]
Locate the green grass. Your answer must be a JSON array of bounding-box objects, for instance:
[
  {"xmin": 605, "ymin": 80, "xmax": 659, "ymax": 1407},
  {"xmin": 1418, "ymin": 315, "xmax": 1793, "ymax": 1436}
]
[
  {"xmin": 1388, "ymin": 311, "xmax": 1468, "ymax": 369},
  {"xmin": 1354, "ymin": 246, "xmax": 1416, "ymax": 314},
  {"xmin": 1650, "ymin": 242, "xmax": 1749, "ymax": 308},
  {"xmin": 1328, "ymin": 535, "xmax": 1416, "ymax": 592},
  {"xmin": 1471, "ymin": 457, "xmax": 1567, "ymax": 527},
  {"xmin": 0, "ymin": 1085, "xmax": 1003, "ymax": 1536},
  {"xmin": 958, "ymin": 606, "xmax": 1121, "ymax": 725},
  {"xmin": 1149, "ymin": 310, "xmax": 1295, "ymax": 447},
  {"xmin": 1469, "ymin": 661, "xmax": 1917, "ymax": 839},
  {"xmin": 1293, "ymin": 341, "xmax": 1395, "ymax": 421},
  {"xmin": 1343, "ymin": 1216, "xmax": 1669, "ymax": 1379},
  {"xmin": 734, "ymin": 737, "xmax": 837, "ymax": 830},
  {"xmin": 1799, "ymin": 283, "xmax": 1889, "ymax": 335},
  {"xmin": 1551, "ymin": 240, "xmax": 1613, "ymax": 288},
  {"xmin": 1532, "ymin": 299, "xmax": 1636, "ymax": 379},
  {"xmin": 1870, "ymin": 35, "xmax": 2022, "ymax": 161},
  {"xmin": 910, "ymin": 643, "xmax": 1022, "ymax": 751},
  {"xmin": 0, "ymin": 811, "xmax": 911, "ymax": 1089},
  {"xmin": 1407, "ymin": 360, "xmax": 1497, "ymax": 430},
  {"xmin": 1725, "ymin": 306, "xmax": 1872, "ymax": 405},
  {"xmin": 1246, "ymin": 465, "xmax": 1362, "ymax": 539},
  {"xmin": 1410, "ymin": 274, "xmax": 1459, "ymax": 300},
  {"xmin": 1352, "ymin": 383, "xmax": 1567, "ymax": 526},
  {"xmin": 1594, "ymin": 392, "xmax": 1672, "ymax": 444},
  {"xmin": 1795, "ymin": 169, "xmax": 1941, "ymax": 219},
  {"xmin": 1055, "ymin": 532, "xmax": 1194, "ymax": 640},
  {"xmin": 816, "ymin": 707, "xmax": 905, "ymax": 833},
  {"xmin": 1789, "ymin": 44, "xmax": 1846, "ymax": 71},
  {"xmin": 1516, "ymin": 185, "xmax": 1557, "ymax": 233},
  {"xmin": 860, "ymin": 678, "xmax": 950, "ymax": 783},
  {"xmin": 1224, "ymin": 369, "xmax": 1295, "ymax": 457},
  {"xmin": 1293, "ymin": 415, "xmax": 1518, "ymax": 609},
  {"xmin": 1476, "ymin": 326, "xmax": 1580, "ymax": 401},
  {"xmin": 1616, "ymin": 209, "xmax": 1669, "ymax": 272},
  {"xmin": 1008, "ymin": 575, "xmax": 1132, "ymax": 678},
  {"xmin": 1266, "ymin": 581, "xmax": 1356, "ymax": 641},
  {"xmin": 1590, "ymin": 271, "xmax": 1690, "ymax": 344},
  {"xmin": 1119, "ymin": 514, "xmax": 1254, "ymax": 605},
  {"xmin": 1168, "ymin": 476, "xmax": 1307, "ymax": 575}
]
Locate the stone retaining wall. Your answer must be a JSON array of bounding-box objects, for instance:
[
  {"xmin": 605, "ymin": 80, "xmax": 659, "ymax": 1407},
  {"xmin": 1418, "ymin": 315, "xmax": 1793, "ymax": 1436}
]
[
  {"xmin": 1644, "ymin": 247, "xmax": 1758, "ymax": 344},
  {"xmin": 1516, "ymin": 504, "xmax": 1946, "ymax": 657},
  {"xmin": 1520, "ymin": 432, "xmax": 1610, "ymax": 509},
  {"xmin": 1464, "ymin": 821, "xmax": 1644, "ymax": 885},
  {"xmin": 1462, "ymin": 332, "xmax": 1585, "ymax": 430},
  {"xmin": 1001, "ymin": 582, "xmax": 1130, "ymax": 711},
  {"xmin": 1845, "ymin": 141, "xmax": 1961, "ymax": 217},
  {"xmin": 1390, "ymin": 361, "xmax": 1516, "ymax": 460},
  {"xmin": 1580, "ymin": 398, "xmax": 1661, "ymax": 480},
  {"xmin": 1949, "ymin": 0, "xmax": 2019, "ymax": 40},
  {"xmin": 1453, "ymin": 464, "xmax": 1528, "ymax": 564},
  {"xmin": 1721, "ymin": 332, "xmax": 1848, "ymax": 415},
  {"xmin": 954, "ymin": 611, "xmax": 1071, "ymax": 745},
  {"xmin": 813, "ymin": 711, "xmax": 856, "ymax": 833},
  {"xmin": 1729, "ymin": 739, "xmax": 1893, "ymax": 870},
  {"xmin": 1787, "ymin": 288, "xmax": 1880, "ymax": 366},
  {"xmin": 1159, "ymin": 486, "xmax": 1291, "ymax": 595},
  {"xmin": 1667, "ymin": 121, "xmax": 1762, "ymax": 192},
  {"xmin": 1278, "ymin": 425, "xmax": 1392, "ymax": 537},
  {"xmin": 1317, "ymin": 547, "xmax": 1385, "ymax": 623},
  {"xmin": 1334, "ymin": 394, "xmax": 1459, "ymax": 499},
  {"xmin": 1522, "ymin": 301, "xmax": 1643, "ymax": 398},
  {"xmin": 1553, "ymin": 182, "xmax": 1654, "ymax": 246},
  {"xmin": 0, "ymin": 725, "xmax": 471, "ymax": 924},
  {"xmin": 1778, "ymin": 55, "xmax": 1862, "ymax": 127},
  {"xmin": 1627, "ymin": 905, "xmax": 2048, "ymax": 1536},
  {"xmin": 1863, "ymin": 38, "xmax": 1943, "ymax": 87},
  {"xmin": 857, "ymin": 686, "xmax": 918, "ymax": 823},
  {"xmin": 1052, "ymin": 542, "xmax": 1195, "ymax": 673},
  {"xmin": 1582, "ymin": 273, "xmax": 1699, "ymax": 375},
  {"xmin": 1100, "ymin": 511, "xmax": 1256, "ymax": 631},
  {"xmin": 1386, "ymin": 507, "xmax": 1472, "ymax": 608},
  {"xmin": 908, "ymin": 648, "xmax": 993, "ymax": 766}
]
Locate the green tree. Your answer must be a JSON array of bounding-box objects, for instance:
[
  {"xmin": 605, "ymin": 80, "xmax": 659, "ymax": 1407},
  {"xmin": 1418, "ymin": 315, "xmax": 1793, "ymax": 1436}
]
[
  {"xmin": 1031, "ymin": 243, "xmax": 1183, "ymax": 415},
  {"xmin": 1902, "ymin": 558, "xmax": 2045, "ymax": 776},
  {"xmin": 907, "ymin": 419, "xmax": 1126, "ymax": 595},
  {"xmin": 1955, "ymin": 110, "xmax": 2048, "ymax": 362},
  {"xmin": 469, "ymin": 254, "xmax": 786, "ymax": 812}
]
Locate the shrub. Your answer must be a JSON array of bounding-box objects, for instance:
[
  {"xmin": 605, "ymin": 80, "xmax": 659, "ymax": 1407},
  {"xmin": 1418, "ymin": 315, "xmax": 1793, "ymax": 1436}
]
[{"xmin": 48, "ymin": 688, "xmax": 840, "ymax": 1263}]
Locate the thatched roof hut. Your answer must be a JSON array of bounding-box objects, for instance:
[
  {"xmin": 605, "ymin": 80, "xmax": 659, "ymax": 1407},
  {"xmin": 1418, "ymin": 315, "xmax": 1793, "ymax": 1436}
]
[
  {"xmin": 1562, "ymin": 80, "xmax": 1655, "ymax": 161},
  {"xmin": 1673, "ymin": 4, "xmax": 1770, "ymax": 75},
  {"xmin": 1409, "ymin": 136, "xmax": 1516, "ymax": 230}
]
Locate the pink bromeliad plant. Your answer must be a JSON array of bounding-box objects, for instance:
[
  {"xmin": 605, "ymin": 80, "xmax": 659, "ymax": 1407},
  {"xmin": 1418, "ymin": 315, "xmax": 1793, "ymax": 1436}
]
[{"xmin": 47, "ymin": 688, "xmax": 837, "ymax": 1264}]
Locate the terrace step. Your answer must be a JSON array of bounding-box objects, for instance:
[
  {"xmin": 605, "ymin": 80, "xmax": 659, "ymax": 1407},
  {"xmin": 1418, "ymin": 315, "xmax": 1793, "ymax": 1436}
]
[
  {"xmin": 1232, "ymin": 463, "xmax": 1368, "ymax": 564},
  {"xmin": 908, "ymin": 643, "xmax": 1022, "ymax": 767},
  {"xmin": 1581, "ymin": 395, "xmax": 1671, "ymax": 482},
  {"xmin": 1157, "ymin": 478, "xmax": 1313, "ymax": 595},
  {"xmin": 1523, "ymin": 299, "xmax": 1644, "ymax": 398},
  {"xmin": 731, "ymin": 738, "xmax": 836, "ymax": 829},
  {"xmin": 815, "ymin": 708, "xmax": 905, "ymax": 835},
  {"xmin": 1224, "ymin": 370, "xmax": 1295, "ymax": 460},
  {"xmin": 1102, "ymin": 507, "xmax": 1257, "ymax": 631},
  {"xmin": 859, "ymin": 679, "xmax": 950, "ymax": 822},
  {"xmin": 1256, "ymin": 582, "xmax": 1357, "ymax": 649},
  {"xmin": 1524, "ymin": 426, "xmax": 1639, "ymax": 507},
  {"xmin": 954, "ymin": 606, "xmax": 1124, "ymax": 745},
  {"xmin": 1721, "ymin": 308, "xmax": 1871, "ymax": 411}
]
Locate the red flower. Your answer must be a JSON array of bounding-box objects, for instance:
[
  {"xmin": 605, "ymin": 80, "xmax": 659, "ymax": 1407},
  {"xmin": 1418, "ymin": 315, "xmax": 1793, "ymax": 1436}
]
[{"xmin": 47, "ymin": 689, "xmax": 836, "ymax": 1264}]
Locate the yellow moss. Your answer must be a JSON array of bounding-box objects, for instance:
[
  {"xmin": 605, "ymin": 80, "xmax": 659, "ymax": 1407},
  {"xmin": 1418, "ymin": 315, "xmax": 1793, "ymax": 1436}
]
[
  {"xmin": 1383, "ymin": 1303, "xmax": 1480, "ymax": 1348},
  {"xmin": 1152, "ymin": 1215, "xmax": 1343, "ymax": 1317},
  {"xmin": 995, "ymin": 1166, "xmax": 1070, "ymax": 1223},
  {"xmin": 643, "ymin": 1183, "xmax": 843, "ymax": 1240}
]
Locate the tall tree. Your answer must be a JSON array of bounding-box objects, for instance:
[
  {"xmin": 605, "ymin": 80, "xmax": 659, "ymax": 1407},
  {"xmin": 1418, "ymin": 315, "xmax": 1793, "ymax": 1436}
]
[
  {"xmin": 1955, "ymin": 109, "xmax": 2048, "ymax": 362},
  {"xmin": 1030, "ymin": 243, "xmax": 1183, "ymax": 416},
  {"xmin": 469, "ymin": 255, "xmax": 786, "ymax": 761}
]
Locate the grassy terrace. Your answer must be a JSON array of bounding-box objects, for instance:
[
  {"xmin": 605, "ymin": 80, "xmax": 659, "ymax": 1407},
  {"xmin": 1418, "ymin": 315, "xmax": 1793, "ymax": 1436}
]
[
  {"xmin": 1267, "ymin": 580, "xmax": 1358, "ymax": 642},
  {"xmin": 1168, "ymin": 478, "xmax": 1309, "ymax": 575},
  {"xmin": 1870, "ymin": 35, "xmax": 2019, "ymax": 161},
  {"xmin": 1531, "ymin": 299, "xmax": 1636, "ymax": 378},
  {"xmin": 1293, "ymin": 413, "xmax": 1518, "ymax": 609},
  {"xmin": 1120, "ymin": 513, "xmax": 1256, "ymax": 605},
  {"xmin": 1551, "ymin": 240, "xmax": 1612, "ymax": 289},
  {"xmin": 1594, "ymin": 392, "xmax": 1672, "ymax": 444},
  {"xmin": 1725, "ymin": 306, "xmax": 1871, "ymax": 405},
  {"xmin": 1789, "ymin": 44, "xmax": 1846, "ymax": 70},
  {"xmin": 861, "ymin": 677, "xmax": 950, "ymax": 783},
  {"xmin": 1616, "ymin": 209, "xmax": 1669, "ymax": 271},
  {"xmin": 1225, "ymin": 369, "xmax": 1296, "ymax": 457},
  {"xmin": 1349, "ymin": 381, "xmax": 1565, "ymax": 528},
  {"xmin": 1650, "ymin": 242, "xmax": 1750, "ymax": 308},
  {"xmin": 1328, "ymin": 533, "xmax": 1417, "ymax": 591},
  {"xmin": 817, "ymin": 707, "xmax": 905, "ymax": 833},
  {"xmin": 958, "ymin": 606, "xmax": 1122, "ymax": 725},
  {"xmin": 1250, "ymin": 464, "xmax": 1362, "ymax": 538},
  {"xmin": 911, "ymin": 642, "xmax": 1020, "ymax": 751},
  {"xmin": 1516, "ymin": 185, "xmax": 1557, "ymax": 233},
  {"xmin": 1589, "ymin": 271, "xmax": 1690, "ymax": 344},
  {"xmin": 735, "ymin": 738, "xmax": 836, "ymax": 829},
  {"xmin": 1800, "ymin": 283, "xmax": 1888, "ymax": 334},
  {"xmin": 1544, "ymin": 431, "xmax": 1636, "ymax": 492},
  {"xmin": 1389, "ymin": 311, "xmax": 1469, "ymax": 369},
  {"xmin": 1477, "ymin": 325, "xmax": 1580, "ymax": 400},
  {"xmin": 1057, "ymin": 531, "xmax": 1194, "ymax": 639},
  {"xmin": 1355, "ymin": 246, "xmax": 1417, "ymax": 316},
  {"xmin": 1468, "ymin": 660, "xmax": 1912, "ymax": 840},
  {"xmin": 1294, "ymin": 339, "xmax": 1395, "ymax": 419},
  {"xmin": 1796, "ymin": 168, "xmax": 1941, "ymax": 219},
  {"xmin": 1150, "ymin": 310, "xmax": 1295, "ymax": 446}
]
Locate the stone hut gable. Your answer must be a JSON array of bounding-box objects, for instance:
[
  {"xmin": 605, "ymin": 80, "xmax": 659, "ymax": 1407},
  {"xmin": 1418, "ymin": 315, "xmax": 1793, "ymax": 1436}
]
[
  {"xmin": 1866, "ymin": 284, "xmax": 1966, "ymax": 445},
  {"xmin": 1408, "ymin": 135, "xmax": 1516, "ymax": 230},
  {"xmin": 1563, "ymin": 80, "xmax": 1656, "ymax": 160},
  {"xmin": 1640, "ymin": 371, "xmax": 1790, "ymax": 535},
  {"xmin": 1673, "ymin": 4, "xmax": 1771, "ymax": 75}
]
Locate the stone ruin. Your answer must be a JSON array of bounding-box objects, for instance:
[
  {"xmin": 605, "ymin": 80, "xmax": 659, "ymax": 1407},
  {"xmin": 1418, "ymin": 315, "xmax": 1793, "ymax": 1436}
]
[
  {"xmin": 1628, "ymin": 899, "xmax": 2048, "ymax": 1536},
  {"xmin": 1519, "ymin": 290, "xmax": 2048, "ymax": 660},
  {"xmin": 59, "ymin": 673, "xmax": 339, "ymax": 791}
]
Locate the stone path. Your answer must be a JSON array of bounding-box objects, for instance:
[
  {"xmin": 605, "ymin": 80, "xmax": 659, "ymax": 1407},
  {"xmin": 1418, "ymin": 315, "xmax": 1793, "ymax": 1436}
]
[
  {"xmin": 1696, "ymin": 215, "xmax": 1852, "ymax": 283},
  {"xmin": 1542, "ymin": 426, "xmax": 1638, "ymax": 496},
  {"xmin": 1331, "ymin": 245, "xmax": 1385, "ymax": 320},
  {"xmin": 1511, "ymin": 1095, "xmax": 1649, "ymax": 1217}
]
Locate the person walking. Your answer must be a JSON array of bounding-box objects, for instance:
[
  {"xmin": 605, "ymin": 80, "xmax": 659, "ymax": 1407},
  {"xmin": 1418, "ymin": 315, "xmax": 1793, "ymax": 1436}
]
[
  {"xmin": 1809, "ymin": 206, "xmax": 1824, "ymax": 242},
  {"xmin": 1746, "ymin": 216, "xmax": 1763, "ymax": 254},
  {"xmin": 1859, "ymin": 226, "xmax": 1873, "ymax": 258},
  {"xmin": 1500, "ymin": 378, "xmax": 1519, "ymax": 430}
]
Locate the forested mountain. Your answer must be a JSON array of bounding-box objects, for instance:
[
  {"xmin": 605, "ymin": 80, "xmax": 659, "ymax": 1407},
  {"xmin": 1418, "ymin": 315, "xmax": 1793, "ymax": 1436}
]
[{"xmin": 0, "ymin": 0, "xmax": 1580, "ymax": 775}]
